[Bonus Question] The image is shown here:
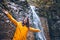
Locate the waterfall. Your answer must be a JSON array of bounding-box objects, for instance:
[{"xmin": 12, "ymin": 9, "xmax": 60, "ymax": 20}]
[{"xmin": 30, "ymin": 6, "xmax": 46, "ymax": 40}]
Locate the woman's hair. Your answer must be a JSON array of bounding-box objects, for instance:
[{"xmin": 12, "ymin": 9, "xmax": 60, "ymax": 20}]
[{"xmin": 22, "ymin": 17, "xmax": 29, "ymax": 28}]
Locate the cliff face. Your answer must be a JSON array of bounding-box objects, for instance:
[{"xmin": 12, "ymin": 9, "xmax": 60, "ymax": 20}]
[
  {"xmin": 0, "ymin": 11, "xmax": 15, "ymax": 40},
  {"xmin": 0, "ymin": 0, "xmax": 60, "ymax": 40}
]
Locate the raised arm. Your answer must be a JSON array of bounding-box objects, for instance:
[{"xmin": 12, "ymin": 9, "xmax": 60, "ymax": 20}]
[
  {"xmin": 29, "ymin": 27, "xmax": 40, "ymax": 32},
  {"xmin": 3, "ymin": 9, "xmax": 18, "ymax": 26}
]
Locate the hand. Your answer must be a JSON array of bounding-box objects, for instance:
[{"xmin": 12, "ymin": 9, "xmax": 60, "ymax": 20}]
[{"xmin": 2, "ymin": 9, "xmax": 8, "ymax": 14}]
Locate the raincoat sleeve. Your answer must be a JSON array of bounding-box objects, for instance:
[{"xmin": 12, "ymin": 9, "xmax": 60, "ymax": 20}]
[
  {"xmin": 6, "ymin": 12, "xmax": 18, "ymax": 26},
  {"xmin": 29, "ymin": 27, "xmax": 40, "ymax": 32}
]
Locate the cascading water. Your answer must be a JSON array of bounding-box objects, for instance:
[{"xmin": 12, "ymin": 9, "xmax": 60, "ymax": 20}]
[{"xmin": 30, "ymin": 6, "xmax": 46, "ymax": 40}]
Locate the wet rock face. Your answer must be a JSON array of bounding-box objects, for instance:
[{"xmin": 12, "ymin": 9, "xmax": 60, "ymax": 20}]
[
  {"xmin": 0, "ymin": 10, "xmax": 16, "ymax": 40},
  {"xmin": 27, "ymin": 31, "xmax": 35, "ymax": 40},
  {"xmin": 7, "ymin": 2, "xmax": 30, "ymax": 21},
  {"xmin": 49, "ymin": 20, "xmax": 60, "ymax": 40}
]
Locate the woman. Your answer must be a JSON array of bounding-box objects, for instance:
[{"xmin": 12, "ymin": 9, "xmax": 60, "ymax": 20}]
[{"xmin": 3, "ymin": 9, "xmax": 40, "ymax": 40}]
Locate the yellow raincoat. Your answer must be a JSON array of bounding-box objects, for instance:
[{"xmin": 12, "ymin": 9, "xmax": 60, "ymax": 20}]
[{"xmin": 5, "ymin": 12, "xmax": 40, "ymax": 40}]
